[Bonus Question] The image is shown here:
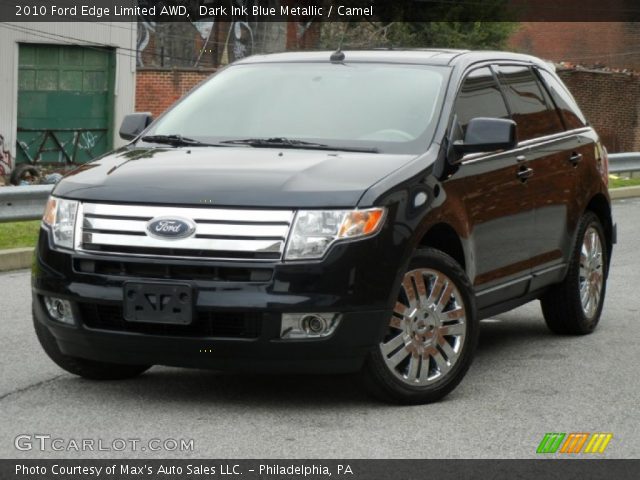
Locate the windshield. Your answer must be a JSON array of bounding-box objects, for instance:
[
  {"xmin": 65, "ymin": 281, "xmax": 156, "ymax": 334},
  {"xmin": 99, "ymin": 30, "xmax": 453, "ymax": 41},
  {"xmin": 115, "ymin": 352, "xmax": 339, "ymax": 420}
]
[{"xmin": 146, "ymin": 62, "xmax": 448, "ymax": 154}]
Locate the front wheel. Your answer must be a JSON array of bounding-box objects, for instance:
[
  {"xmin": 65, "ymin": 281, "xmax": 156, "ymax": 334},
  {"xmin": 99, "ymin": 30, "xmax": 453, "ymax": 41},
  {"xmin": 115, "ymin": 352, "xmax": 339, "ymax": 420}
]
[
  {"xmin": 541, "ymin": 211, "xmax": 608, "ymax": 335},
  {"xmin": 362, "ymin": 248, "xmax": 478, "ymax": 405}
]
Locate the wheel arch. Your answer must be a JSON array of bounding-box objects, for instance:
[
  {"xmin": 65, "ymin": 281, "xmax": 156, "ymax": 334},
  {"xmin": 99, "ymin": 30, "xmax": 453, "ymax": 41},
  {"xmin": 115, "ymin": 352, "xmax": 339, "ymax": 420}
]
[
  {"xmin": 417, "ymin": 223, "xmax": 467, "ymax": 273},
  {"xmin": 585, "ymin": 193, "xmax": 613, "ymax": 266}
]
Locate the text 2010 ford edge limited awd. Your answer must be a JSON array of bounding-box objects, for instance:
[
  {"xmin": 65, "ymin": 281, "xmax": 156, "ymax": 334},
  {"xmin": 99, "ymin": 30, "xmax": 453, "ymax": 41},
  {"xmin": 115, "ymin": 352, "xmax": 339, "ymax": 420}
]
[{"xmin": 33, "ymin": 50, "xmax": 615, "ymax": 404}]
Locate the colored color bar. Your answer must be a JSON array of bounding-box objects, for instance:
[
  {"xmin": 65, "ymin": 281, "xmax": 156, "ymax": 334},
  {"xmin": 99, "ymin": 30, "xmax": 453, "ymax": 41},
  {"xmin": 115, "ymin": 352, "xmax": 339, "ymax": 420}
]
[
  {"xmin": 585, "ymin": 433, "xmax": 613, "ymax": 454},
  {"xmin": 560, "ymin": 433, "xmax": 589, "ymax": 454},
  {"xmin": 537, "ymin": 433, "xmax": 566, "ymax": 454}
]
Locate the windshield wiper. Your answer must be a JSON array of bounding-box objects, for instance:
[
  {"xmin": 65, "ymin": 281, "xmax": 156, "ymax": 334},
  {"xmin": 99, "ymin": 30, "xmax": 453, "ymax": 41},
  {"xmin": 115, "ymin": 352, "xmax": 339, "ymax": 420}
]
[
  {"xmin": 221, "ymin": 137, "xmax": 378, "ymax": 153},
  {"xmin": 140, "ymin": 134, "xmax": 227, "ymax": 147}
]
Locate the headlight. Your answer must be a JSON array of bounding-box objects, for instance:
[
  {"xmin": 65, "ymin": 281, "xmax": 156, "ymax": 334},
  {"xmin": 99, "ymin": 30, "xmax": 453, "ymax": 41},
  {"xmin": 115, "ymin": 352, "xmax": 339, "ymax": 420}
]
[
  {"xmin": 285, "ymin": 208, "xmax": 386, "ymax": 260},
  {"xmin": 42, "ymin": 196, "xmax": 78, "ymax": 250}
]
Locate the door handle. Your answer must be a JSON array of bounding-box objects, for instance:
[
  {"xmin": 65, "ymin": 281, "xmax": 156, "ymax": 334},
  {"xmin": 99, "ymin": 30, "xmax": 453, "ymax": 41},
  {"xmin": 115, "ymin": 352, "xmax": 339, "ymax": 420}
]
[
  {"xmin": 517, "ymin": 166, "xmax": 534, "ymax": 181},
  {"xmin": 569, "ymin": 152, "xmax": 583, "ymax": 166},
  {"xmin": 516, "ymin": 155, "xmax": 527, "ymax": 162}
]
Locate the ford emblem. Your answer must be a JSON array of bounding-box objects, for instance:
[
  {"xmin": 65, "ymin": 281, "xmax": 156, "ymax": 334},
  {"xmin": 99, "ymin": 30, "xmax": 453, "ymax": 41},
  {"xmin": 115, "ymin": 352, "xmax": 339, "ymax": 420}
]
[{"xmin": 146, "ymin": 217, "xmax": 196, "ymax": 240}]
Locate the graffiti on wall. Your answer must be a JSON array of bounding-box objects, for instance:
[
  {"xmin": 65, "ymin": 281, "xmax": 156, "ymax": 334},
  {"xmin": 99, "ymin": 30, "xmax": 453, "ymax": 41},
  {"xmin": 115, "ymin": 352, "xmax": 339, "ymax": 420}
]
[
  {"xmin": 136, "ymin": 1, "xmax": 319, "ymax": 68},
  {"xmin": 16, "ymin": 128, "xmax": 108, "ymax": 164}
]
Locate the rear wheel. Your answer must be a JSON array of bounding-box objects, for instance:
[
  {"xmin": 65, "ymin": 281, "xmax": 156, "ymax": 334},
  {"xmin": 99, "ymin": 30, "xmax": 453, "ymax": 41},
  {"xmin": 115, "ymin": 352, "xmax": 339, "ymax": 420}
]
[
  {"xmin": 34, "ymin": 314, "xmax": 151, "ymax": 380},
  {"xmin": 362, "ymin": 248, "xmax": 478, "ymax": 404},
  {"xmin": 541, "ymin": 211, "xmax": 608, "ymax": 335}
]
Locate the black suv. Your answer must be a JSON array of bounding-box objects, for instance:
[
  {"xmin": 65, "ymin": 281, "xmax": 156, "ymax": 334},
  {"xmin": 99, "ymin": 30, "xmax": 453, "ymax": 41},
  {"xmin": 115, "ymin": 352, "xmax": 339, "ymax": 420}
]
[{"xmin": 32, "ymin": 50, "xmax": 614, "ymax": 404}]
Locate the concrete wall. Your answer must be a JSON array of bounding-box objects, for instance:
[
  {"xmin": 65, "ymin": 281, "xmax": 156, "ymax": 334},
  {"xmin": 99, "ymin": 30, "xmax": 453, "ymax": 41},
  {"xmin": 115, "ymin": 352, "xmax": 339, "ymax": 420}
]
[{"xmin": 0, "ymin": 22, "xmax": 137, "ymax": 158}]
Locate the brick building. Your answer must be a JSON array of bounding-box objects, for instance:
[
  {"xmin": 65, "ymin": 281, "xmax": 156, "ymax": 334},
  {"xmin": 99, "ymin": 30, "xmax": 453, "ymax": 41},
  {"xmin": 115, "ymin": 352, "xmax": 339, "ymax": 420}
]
[
  {"xmin": 509, "ymin": 22, "xmax": 640, "ymax": 71},
  {"xmin": 509, "ymin": 22, "xmax": 640, "ymax": 152},
  {"xmin": 558, "ymin": 68, "xmax": 640, "ymax": 153},
  {"xmin": 135, "ymin": 68, "xmax": 214, "ymax": 118}
]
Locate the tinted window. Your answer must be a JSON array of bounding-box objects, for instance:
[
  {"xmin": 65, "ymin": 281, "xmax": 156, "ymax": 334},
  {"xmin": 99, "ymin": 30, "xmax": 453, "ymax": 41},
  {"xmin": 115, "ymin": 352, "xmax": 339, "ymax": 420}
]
[
  {"xmin": 454, "ymin": 67, "xmax": 509, "ymax": 135},
  {"xmin": 496, "ymin": 66, "xmax": 564, "ymax": 141},
  {"xmin": 537, "ymin": 69, "xmax": 588, "ymax": 130}
]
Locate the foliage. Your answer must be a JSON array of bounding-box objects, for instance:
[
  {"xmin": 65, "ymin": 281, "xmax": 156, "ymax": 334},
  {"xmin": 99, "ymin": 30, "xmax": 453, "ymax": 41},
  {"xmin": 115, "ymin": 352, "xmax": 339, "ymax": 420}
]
[
  {"xmin": 389, "ymin": 22, "xmax": 518, "ymax": 50},
  {"xmin": 608, "ymin": 175, "xmax": 640, "ymax": 189},
  {"xmin": 0, "ymin": 221, "xmax": 40, "ymax": 250},
  {"xmin": 319, "ymin": 0, "xmax": 518, "ymax": 51},
  {"xmin": 319, "ymin": 21, "xmax": 518, "ymax": 51}
]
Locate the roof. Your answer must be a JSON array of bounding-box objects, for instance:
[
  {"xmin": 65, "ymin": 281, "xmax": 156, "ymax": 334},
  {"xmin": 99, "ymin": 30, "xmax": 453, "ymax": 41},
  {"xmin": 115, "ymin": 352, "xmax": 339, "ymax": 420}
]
[{"xmin": 235, "ymin": 49, "xmax": 548, "ymax": 68}]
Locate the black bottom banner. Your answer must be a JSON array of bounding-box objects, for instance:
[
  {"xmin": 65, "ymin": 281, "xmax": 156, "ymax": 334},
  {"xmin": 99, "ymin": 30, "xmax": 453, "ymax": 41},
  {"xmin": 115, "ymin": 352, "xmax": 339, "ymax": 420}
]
[{"xmin": 2, "ymin": 459, "xmax": 638, "ymax": 480}]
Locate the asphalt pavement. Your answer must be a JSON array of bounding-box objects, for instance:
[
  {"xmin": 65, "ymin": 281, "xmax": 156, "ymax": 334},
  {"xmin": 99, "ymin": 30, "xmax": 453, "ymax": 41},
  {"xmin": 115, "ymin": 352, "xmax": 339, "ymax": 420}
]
[{"xmin": 1, "ymin": 199, "xmax": 639, "ymax": 459}]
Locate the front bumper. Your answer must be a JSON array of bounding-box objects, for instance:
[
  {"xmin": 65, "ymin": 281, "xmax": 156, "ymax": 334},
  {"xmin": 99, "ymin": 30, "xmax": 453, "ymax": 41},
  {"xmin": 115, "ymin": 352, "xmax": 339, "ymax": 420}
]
[{"xmin": 32, "ymin": 228, "xmax": 403, "ymax": 374}]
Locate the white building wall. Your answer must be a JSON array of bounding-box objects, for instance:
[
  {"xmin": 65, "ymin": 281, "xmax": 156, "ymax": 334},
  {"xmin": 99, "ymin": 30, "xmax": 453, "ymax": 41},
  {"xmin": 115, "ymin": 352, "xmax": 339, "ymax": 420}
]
[{"xmin": 0, "ymin": 22, "xmax": 137, "ymax": 158}]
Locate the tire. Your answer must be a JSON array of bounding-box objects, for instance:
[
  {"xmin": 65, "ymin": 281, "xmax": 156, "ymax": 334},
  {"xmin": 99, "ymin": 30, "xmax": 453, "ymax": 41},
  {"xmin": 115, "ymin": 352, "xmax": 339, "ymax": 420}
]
[
  {"xmin": 10, "ymin": 163, "xmax": 41, "ymax": 186},
  {"xmin": 362, "ymin": 248, "xmax": 478, "ymax": 405},
  {"xmin": 541, "ymin": 211, "xmax": 608, "ymax": 335},
  {"xmin": 33, "ymin": 314, "xmax": 151, "ymax": 380}
]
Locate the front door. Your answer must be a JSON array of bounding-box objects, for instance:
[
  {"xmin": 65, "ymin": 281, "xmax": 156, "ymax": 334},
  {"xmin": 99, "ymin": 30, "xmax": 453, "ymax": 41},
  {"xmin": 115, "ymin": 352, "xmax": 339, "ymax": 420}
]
[{"xmin": 445, "ymin": 66, "xmax": 535, "ymax": 308}]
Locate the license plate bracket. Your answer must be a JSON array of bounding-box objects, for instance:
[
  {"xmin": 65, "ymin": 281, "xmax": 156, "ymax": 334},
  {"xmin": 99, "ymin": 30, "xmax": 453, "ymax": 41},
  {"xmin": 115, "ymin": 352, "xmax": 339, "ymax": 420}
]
[{"xmin": 123, "ymin": 282, "xmax": 193, "ymax": 325}]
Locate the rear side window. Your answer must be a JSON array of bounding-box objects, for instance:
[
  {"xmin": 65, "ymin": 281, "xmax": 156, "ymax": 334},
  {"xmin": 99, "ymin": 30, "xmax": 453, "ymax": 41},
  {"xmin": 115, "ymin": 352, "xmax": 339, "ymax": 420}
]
[
  {"xmin": 537, "ymin": 69, "xmax": 588, "ymax": 130},
  {"xmin": 496, "ymin": 66, "xmax": 564, "ymax": 141},
  {"xmin": 454, "ymin": 67, "xmax": 509, "ymax": 135}
]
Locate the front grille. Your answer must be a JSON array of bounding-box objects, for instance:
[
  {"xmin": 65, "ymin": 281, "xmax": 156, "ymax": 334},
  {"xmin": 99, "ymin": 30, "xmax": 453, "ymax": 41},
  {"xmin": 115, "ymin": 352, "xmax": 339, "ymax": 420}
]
[
  {"xmin": 79, "ymin": 303, "xmax": 262, "ymax": 338},
  {"xmin": 75, "ymin": 203, "xmax": 294, "ymax": 261}
]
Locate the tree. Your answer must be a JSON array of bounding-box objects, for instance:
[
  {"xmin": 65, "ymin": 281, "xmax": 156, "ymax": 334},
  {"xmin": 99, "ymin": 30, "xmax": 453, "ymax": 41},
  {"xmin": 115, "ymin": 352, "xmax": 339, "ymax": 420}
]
[
  {"xmin": 320, "ymin": 21, "xmax": 517, "ymax": 50},
  {"xmin": 319, "ymin": 0, "xmax": 518, "ymax": 51},
  {"xmin": 388, "ymin": 22, "xmax": 518, "ymax": 49}
]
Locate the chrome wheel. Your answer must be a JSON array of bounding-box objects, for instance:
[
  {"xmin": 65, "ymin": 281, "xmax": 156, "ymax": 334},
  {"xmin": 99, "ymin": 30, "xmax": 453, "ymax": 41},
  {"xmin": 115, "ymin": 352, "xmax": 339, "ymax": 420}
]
[
  {"xmin": 579, "ymin": 225, "xmax": 604, "ymax": 319},
  {"xmin": 380, "ymin": 269, "xmax": 467, "ymax": 386}
]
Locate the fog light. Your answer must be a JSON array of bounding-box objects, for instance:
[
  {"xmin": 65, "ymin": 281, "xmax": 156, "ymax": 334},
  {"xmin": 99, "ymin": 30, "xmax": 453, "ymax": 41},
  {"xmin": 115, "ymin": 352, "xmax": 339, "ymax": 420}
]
[
  {"xmin": 280, "ymin": 313, "xmax": 340, "ymax": 339},
  {"xmin": 44, "ymin": 297, "xmax": 74, "ymax": 325}
]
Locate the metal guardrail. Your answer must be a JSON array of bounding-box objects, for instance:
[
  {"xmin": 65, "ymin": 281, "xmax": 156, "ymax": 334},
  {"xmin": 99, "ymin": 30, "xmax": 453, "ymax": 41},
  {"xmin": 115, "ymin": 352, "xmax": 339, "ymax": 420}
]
[
  {"xmin": 0, "ymin": 185, "xmax": 53, "ymax": 223},
  {"xmin": 608, "ymin": 153, "xmax": 640, "ymax": 174},
  {"xmin": 0, "ymin": 154, "xmax": 639, "ymax": 223}
]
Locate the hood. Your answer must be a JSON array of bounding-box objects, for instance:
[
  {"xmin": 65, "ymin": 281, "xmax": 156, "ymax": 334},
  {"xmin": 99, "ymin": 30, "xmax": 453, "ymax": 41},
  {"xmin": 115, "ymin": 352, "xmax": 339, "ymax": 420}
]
[{"xmin": 53, "ymin": 146, "xmax": 416, "ymax": 208}]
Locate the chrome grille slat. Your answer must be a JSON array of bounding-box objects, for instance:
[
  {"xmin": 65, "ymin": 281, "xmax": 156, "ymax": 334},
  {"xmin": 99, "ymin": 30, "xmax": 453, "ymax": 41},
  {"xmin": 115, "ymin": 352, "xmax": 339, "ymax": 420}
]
[
  {"xmin": 83, "ymin": 217, "xmax": 289, "ymax": 238},
  {"xmin": 76, "ymin": 203, "xmax": 294, "ymax": 261},
  {"xmin": 82, "ymin": 203, "xmax": 293, "ymax": 223},
  {"xmin": 82, "ymin": 233, "xmax": 283, "ymax": 252}
]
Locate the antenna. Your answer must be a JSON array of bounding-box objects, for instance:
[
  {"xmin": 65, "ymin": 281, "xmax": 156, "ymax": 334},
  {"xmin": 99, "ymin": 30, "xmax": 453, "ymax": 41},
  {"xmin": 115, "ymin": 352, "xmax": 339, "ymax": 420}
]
[
  {"xmin": 330, "ymin": 24, "xmax": 347, "ymax": 63},
  {"xmin": 330, "ymin": 49, "xmax": 346, "ymax": 62}
]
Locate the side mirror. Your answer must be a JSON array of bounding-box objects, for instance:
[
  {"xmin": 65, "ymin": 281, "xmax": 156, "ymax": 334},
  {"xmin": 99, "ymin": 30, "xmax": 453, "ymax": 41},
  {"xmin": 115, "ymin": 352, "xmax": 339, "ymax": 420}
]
[
  {"xmin": 453, "ymin": 118, "xmax": 517, "ymax": 155},
  {"xmin": 119, "ymin": 113, "xmax": 154, "ymax": 140}
]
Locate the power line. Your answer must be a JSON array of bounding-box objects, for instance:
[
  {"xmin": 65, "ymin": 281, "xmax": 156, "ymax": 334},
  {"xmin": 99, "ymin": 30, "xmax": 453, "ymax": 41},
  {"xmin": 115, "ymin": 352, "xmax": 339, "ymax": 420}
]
[
  {"xmin": 1, "ymin": 21, "xmax": 288, "ymax": 65},
  {"xmin": 0, "ymin": 22, "xmax": 205, "ymax": 64},
  {"xmin": 0, "ymin": 22, "xmax": 135, "ymax": 60}
]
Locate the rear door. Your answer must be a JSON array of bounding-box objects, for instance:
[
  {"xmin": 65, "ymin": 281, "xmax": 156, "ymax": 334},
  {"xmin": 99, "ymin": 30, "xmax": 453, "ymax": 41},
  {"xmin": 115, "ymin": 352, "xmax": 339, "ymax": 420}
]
[{"xmin": 495, "ymin": 65, "xmax": 582, "ymax": 290}]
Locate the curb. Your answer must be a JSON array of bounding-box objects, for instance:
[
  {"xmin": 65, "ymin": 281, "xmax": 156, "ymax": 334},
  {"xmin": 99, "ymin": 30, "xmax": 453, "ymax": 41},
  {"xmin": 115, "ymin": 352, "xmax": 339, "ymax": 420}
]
[
  {"xmin": 609, "ymin": 186, "xmax": 640, "ymax": 200},
  {"xmin": 0, "ymin": 247, "xmax": 33, "ymax": 272}
]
